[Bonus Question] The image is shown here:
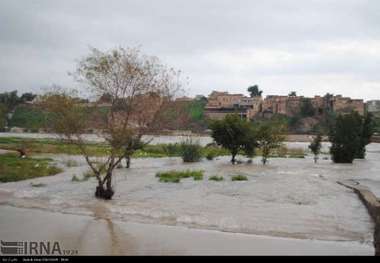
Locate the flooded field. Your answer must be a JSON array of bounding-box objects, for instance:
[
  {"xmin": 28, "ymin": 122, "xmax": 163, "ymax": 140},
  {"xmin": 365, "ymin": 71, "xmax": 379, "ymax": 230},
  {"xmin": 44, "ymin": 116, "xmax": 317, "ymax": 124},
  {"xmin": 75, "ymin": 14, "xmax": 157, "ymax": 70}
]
[{"xmin": 1, "ymin": 141, "xmax": 379, "ymax": 253}]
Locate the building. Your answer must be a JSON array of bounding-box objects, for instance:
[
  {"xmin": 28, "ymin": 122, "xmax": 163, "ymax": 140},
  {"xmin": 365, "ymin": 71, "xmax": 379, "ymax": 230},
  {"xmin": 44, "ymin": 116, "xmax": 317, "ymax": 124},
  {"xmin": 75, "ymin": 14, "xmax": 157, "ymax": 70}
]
[
  {"xmin": 204, "ymin": 91, "xmax": 366, "ymax": 120},
  {"xmin": 367, "ymin": 100, "xmax": 380, "ymax": 116},
  {"xmin": 204, "ymin": 91, "xmax": 262, "ymax": 120},
  {"xmin": 331, "ymin": 95, "xmax": 365, "ymax": 115}
]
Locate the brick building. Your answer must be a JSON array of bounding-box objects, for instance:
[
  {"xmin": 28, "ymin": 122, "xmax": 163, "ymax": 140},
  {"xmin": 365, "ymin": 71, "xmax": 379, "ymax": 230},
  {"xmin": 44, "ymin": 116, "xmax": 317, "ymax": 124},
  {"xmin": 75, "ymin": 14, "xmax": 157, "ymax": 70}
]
[{"xmin": 204, "ymin": 91, "xmax": 365, "ymax": 120}]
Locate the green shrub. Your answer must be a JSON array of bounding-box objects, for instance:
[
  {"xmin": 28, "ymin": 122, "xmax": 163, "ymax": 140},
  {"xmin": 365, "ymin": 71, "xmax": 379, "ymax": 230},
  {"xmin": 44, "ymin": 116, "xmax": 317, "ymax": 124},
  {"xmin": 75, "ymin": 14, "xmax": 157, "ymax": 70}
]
[
  {"xmin": 30, "ymin": 182, "xmax": 46, "ymax": 187},
  {"xmin": 71, "ymin": 175, "xmax": 81, "ymax": 182},
  {"xmin": 209, "ymin": 176, "xmax": 224, "ymax": 181},
  {"xmin": 71, "ymin": 170, "xmax": 95, "ymax": 182},
  {"xmin": 156, "ymin": 170, "xmax": 204, "ymax": 183},
  {"xmin": 231, "ymin": 175, "xmax": 248, "ymax": 181},
  {"xmin": 206, "ymin": 152, "xmax": 215, "ymax": 160},
  {"xmin": 180, "ymin": 139, "xmax": 202, "ymax": 162}
]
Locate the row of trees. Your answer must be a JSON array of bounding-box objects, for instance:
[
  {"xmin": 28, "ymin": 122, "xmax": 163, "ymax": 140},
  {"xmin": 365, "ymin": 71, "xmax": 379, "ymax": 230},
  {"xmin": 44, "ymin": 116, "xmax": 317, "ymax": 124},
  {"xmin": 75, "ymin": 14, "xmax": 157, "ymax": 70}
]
[
  {"xmin": 210, "ymin": 114, "xmax": 286, "ymax": 165},
  {"xmin": 211, "ymin": 111, "xmax": 374, "ymax": 166}
]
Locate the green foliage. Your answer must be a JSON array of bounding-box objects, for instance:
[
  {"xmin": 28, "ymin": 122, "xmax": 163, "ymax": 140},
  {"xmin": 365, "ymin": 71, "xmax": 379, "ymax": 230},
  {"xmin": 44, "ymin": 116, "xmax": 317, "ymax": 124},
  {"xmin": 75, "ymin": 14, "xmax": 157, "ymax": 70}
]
[
  {"xmin": 329, "ymin": 112, "xmax": 363, "ymax": 163},
  {"xmin": 288, "ymin": 91, "xmax": 297, "ymax": 96},
  {"xmin": 180, "ymin": 139, "xmax": 202, "ymax": 162},
  {"xmin": 0, "ymin": 90, "xmax": 37, "ymax": 113},
  {"xmin": 210, "ymin": 114, "xmax": 257, "ymax": 164},
  {"xmin": 0, "ymin": 153, "xmax": 62, "ymax": 182},
  {"xmin": 255, "ymin": 120, "xmax": 286, "ymax": 165},
  {"xmin": 300, "ymin": 98, "xmax": 315, "ymax": 117},
  {"xmin": 209, "ymin": 176, "xmax": 224, "ymax": 181},
  {"xmin": 156, "ymin": 170, "xmax": 204, "ymax": 183},
  {"xmin": 247, "ymin": 85, "xmax": 262, "ymax": 97},
  {"xmin": 309, "ymin": 134, "xmax": 322, "ymax": 163},
  {"xmin": 356, "ymin": 113, "xmax": 375, "ymax": 159},
  {"xmin": 0, "ymin": 103, "xmax": 7, "ymax": 131},
  {"xmin": 206, "ymin": 152, "xmax": 215, "ymax": 160},
  {"xmin": 231, "ymin": 175, "xmax": 248, "ymax": 181},
  {"xmin": 187, "ymin": 100, "xmax": 207, "ymax": 121},
  {"xmin": 9, "ymin": 105, "xmax": 47, "ymax": 131}
]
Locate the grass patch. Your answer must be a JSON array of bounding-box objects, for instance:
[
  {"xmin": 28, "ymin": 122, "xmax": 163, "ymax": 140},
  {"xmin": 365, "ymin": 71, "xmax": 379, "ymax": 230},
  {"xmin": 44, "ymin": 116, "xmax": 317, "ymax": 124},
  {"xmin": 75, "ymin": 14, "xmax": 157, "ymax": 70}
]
[
  {"xmin": 231, "ymin": 175, "xmax": 248, "ymax": 181},
  {"xmin": 209, "ymin": 176, "xmax": 224, "ymax": 181},
  {"xmin": 0, "ymin": 153, "xmax": 62, "ymax": 182},
  {"xmin": 156, "ymin": 170, "xmax": 204, "ymax": 183}
]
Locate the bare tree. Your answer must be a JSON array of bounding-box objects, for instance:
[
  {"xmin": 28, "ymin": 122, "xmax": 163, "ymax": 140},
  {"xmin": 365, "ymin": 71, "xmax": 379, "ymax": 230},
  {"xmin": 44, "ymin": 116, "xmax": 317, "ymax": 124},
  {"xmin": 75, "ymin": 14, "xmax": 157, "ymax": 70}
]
[{"xmin": 40, "ymin": 47, "xmax": 181, "ymax": 199}]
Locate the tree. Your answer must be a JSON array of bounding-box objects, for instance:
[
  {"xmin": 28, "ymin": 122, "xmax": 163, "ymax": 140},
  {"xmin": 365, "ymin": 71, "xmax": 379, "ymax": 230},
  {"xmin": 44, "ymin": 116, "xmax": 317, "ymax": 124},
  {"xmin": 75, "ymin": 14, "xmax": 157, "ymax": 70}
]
[
  {"xmin": 356, "ymin": 113, "xmax": 375, "ymax": 159},
  {"xmin": 288, "ymin": 91, "xmax": 297, "ymax": 96},
  {"xmin": 329, "ymin": 112, "xmax": 363, "ymax": 163},
  {"xmin": 0, "ymin": 90, "xmax": 20, "ymax": 111},
  {"xmin": 256, "ymin": 120, "xmax": 286, "ymax": 165},
  {"xmin": 209, "ymin": 114, "xmax": 257, "ymax": 164},
  {"xmin": 0, "ymin": 103, "xmax": 7, "ymax": 131},
  {"xmin": 41, "ymin": 47, "xmax": 180, "ymax": 200},
  {"xmin": 300, "ymin": 98, "xmax": 315, "ymax": 117},
  {"xmin": 309, "ymin": 134, "xmax": 322, "ymax": 163},
  {"xmin": 20, "ymin": 93, "xmax": 37, "ymax": 102},
  {"xmin": 247, "ymin": 85, "xmax": 262, "ymax": 97}
]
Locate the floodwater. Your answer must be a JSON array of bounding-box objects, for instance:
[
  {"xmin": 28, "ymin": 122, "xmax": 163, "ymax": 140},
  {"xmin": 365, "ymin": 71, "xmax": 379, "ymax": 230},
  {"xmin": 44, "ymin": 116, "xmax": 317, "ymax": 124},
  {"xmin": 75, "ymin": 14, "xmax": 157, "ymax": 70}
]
[
  {"xmin": 0, "ymin": 132, "xmax": 213, "ymax": 146},
  {"xmin": 0, "ymin": 140, "xmax": 379, "ymax": 255}
]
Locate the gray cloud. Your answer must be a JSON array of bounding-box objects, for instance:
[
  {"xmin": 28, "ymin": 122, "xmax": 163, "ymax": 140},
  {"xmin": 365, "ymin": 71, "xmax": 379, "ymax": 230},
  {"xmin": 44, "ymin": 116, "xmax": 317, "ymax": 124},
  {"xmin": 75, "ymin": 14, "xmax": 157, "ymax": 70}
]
[{"xmin": 0, "ymin": 0, "xmax": 379, "ymax": 100}]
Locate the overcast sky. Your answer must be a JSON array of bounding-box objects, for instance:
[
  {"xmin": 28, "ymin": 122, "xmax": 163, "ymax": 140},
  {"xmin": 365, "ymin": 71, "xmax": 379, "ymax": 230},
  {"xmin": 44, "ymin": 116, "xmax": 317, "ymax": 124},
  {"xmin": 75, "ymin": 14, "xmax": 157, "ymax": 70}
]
[{"xmin": 0, "ymin": 0, "xmax": 379, "ymax": 100}]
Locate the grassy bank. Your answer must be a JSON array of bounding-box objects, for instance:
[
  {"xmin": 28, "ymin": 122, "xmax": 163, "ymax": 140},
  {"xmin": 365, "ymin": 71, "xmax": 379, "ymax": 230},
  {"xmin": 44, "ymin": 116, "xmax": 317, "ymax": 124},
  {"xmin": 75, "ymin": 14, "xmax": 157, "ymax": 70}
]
[
  {"xmin": 0, "ymin": 137, "xmax": 306, "ymax": 159},
  {"xmin": 0, "ymin": 153, "xmax": 63, "ymax": 182}
]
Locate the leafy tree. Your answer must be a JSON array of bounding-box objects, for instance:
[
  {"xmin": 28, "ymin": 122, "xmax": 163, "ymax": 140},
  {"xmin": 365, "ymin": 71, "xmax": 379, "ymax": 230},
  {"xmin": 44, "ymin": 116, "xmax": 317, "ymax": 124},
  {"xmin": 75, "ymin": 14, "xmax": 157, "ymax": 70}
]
[
  {"xmin": 288, "ymin": 91, "xmax": 297, "ymax": 96},
  {"xmin": 356, "ymin": 113, "xmax": 375, "ymax": 159},
  {"xmin": 0, "ymin": 103, "xmax": 7, "ymax": 131},
  {"xmin": 41, "ymin": 47, "xmax": 180, "ymax": 200},
  {"xmin": 256, "ymin": 120, "xmax": 286, "ymax": 165},
  {"xmin": 329, "ymin": 112, "xmax": 363, "ymax": 163},
  {"xmin": 247, "ymin": 85, "xmax": 262, "ymax": 97},
  {"xmin": 309, "ymin": 134, "xmax": 322, "ymax": 163},
  {"xmin": 210, "ymin": 114, "xmax": 257, "ymax": 164},
  {"xmin": 20, "ymin": 93, "xmax": 37, "ymax": 102},
  {"xmin": 300, "ymin": 98, "xmax": 315, "ymax": 117},
  {"xmin": 0, "ymin": 90, "xmax": 20, "ymax": 111}
]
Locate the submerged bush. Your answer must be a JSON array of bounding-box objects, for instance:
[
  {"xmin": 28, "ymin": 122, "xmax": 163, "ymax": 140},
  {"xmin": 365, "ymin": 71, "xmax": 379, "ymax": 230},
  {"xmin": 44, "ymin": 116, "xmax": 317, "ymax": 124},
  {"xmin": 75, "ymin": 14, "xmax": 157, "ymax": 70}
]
[
  {"xmin": 65, "ymin": 159, "xmax": 79, "ymax": 167},
  {"xmin": 206, "ymin": 152, "xmax": 215, "ymax": 160},
  {"xmin": 209, "ymin": 176, "xmax": 224, "ymax": 181},
  {"xmin": 156, "ymin": 170, "xmax": 204, "ymax": 183},
  {"xmin": 180, "ymin": 139, "xmax": 202, "ymax": 162},
  {"xmin": 71, "ymin": 170, "xmax": 95, "ymax": 182},
  {"xmin": 231, "ymin": 175, "xmax": 248, "ymax": 181}
]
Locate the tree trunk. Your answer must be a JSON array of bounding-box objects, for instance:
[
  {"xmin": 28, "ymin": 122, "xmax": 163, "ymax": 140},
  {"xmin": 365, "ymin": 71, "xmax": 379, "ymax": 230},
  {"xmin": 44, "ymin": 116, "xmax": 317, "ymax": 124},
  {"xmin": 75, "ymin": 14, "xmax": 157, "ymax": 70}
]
[
  {"xmin": 375, "ymin": 217, "xmax": 380, "ymax": 256},
  {"xmin": 231, "ymin": 154, "xmax": 236, "ymax": 164},
  {"xmin": 262, "ymin": 156, "xmax": 267, "ymax": 165},
  {"xmin": 126, "ymin": 156, "xmax": 131, "ymax": 168},
  {"xmin": 95, "ymin": 172, "xmax": 114, "ymax": 200}
]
